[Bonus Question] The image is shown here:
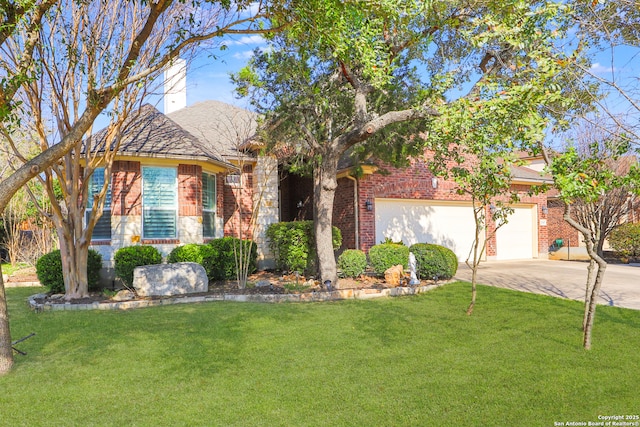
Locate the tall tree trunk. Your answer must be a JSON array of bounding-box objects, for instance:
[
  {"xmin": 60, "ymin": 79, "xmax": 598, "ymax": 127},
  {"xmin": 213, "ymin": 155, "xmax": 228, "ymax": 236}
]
[
  {"xmin": 563, "ymin": 203, "xmax": 608, "ymax": 350},
  {"xmin": 314, "ymin": 151, "xmax": 339, "ymax": 287},
  {"xmin": 466, "ymin": 203, "xmax": 484, "ymax": 316},
  {"xmin": 583, "ymin": 259, "xmax": 596, "ymax": 331},
  {"xmin": 0, "ymin": 270, "xmax": 13, "ymax": 376},
  {"xmin": 583, "ymin": 242, "xmax": 607, "ymax": 350}
]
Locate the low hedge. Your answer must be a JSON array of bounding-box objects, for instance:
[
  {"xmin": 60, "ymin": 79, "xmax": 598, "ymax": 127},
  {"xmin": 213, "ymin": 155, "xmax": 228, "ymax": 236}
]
[
  {"xmin": 368, "ymin": 243, "xmax": 409, "ymax": 275},
  {"xmin": 337, "ymin": 249, "xmax": 367, "ymax": 278},
  {"xmin": 36, "ymin": 249, "xmax": 103, "ymax": 294},
  {"xmin": 114, "ymin": 245, "xmax": 162, "ymax": 288},
  {"xmin": 409, "ymin": 243, "xmax": 458, "ymax": 280}
]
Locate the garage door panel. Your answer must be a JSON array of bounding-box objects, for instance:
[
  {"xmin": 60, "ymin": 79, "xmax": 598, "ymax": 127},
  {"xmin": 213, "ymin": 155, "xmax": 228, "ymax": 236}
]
[
  {"xmin": 495, "ymin": 206, "xmax": 536, "ymax": 260},
  {"xmin": 375, "ymin": 199, "xmax": 479, "ymax": 261}
]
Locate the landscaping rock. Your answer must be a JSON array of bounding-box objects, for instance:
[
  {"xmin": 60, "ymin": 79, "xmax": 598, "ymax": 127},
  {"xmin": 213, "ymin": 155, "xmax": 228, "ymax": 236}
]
[
  {"xmin": 112, "ymin": 290, "xmax": 135, "ymax": 301},
  {"xmin": 255, "ymin": 280, "xmax": 271, "ymax": 288},
  {"xmin": 384, "ymin": 265, "xmax": 405, "ymax": 287},
  {"xmin": 133, "ymin": 262, "xmax": 208, "ymax": 297}
]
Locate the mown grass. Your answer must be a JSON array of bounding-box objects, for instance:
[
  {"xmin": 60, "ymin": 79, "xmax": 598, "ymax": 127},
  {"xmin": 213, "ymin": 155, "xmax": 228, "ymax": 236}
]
[{"xmin": 1, "ymin": 282, "xmax": 638, "ymax": 426}]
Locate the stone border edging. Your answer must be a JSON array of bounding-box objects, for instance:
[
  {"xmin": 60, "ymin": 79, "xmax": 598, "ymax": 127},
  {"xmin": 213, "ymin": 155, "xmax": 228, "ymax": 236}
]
[{"xmin": 28, "ymin": 282, "xmax": 448, "ymax": 312}]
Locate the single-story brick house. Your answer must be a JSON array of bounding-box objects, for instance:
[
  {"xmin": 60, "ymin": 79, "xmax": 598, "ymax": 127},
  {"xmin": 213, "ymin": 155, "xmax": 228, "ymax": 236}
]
[{"xmin": 89, "ymin": 98, "xmax": 559, "ymax": 278}]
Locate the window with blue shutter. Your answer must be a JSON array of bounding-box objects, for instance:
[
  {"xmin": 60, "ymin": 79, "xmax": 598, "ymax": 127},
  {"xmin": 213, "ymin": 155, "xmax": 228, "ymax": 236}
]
[
  {"xmin": 142, "ymin": 167, "xmax": 177, "ymax": 239},
  {"xmin": 86, "ymin": 167, "xmax": 111, "ymax": 240},
  {"xmin": 202, "ymin": 172, "xmax": 216, "ymax": 238}
]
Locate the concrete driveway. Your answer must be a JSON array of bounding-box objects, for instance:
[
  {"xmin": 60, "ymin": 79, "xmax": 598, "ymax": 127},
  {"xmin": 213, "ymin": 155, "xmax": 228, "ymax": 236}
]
[{"xmin": 453, "ymin": 259, "xmax": 640, "ymax": 310}]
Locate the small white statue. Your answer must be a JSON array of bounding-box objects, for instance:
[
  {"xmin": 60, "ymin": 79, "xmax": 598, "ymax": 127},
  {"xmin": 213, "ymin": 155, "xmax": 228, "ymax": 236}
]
[{"xmin": 408, "ymin": 252, "xmax": 420, "ymax": 285}]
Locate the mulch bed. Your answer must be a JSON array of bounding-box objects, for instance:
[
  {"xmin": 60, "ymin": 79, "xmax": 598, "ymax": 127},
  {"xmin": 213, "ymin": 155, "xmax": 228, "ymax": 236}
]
[{"xmin": 31, "ymin": 270, "xmax": 393, "ymax": 305}]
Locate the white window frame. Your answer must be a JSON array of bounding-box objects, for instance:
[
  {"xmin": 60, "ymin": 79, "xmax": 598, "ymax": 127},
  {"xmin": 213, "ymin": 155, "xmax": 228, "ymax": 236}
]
[{"xmin": 202, "ymin": 172, "xmax": 217, "ymax": 238}]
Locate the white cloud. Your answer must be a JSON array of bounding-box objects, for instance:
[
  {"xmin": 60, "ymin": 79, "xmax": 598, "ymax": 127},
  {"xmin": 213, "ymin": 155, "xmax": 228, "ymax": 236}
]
[
  {"xmin": 233, "ymin": 50, "xmax": 255, "ymax": 60},
  {"xmin": 589, "ymin": 62, "xmax": 616, "ymax": 74},
  {"xmin": 227, "ymin": 35, "xmax": 265, "ymax": 46}
]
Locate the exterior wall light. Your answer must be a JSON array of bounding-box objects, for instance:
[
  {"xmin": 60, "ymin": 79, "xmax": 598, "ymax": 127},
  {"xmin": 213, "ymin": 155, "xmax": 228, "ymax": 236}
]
[
  {"xmin": 489, "ymin": 204, "xmax": 497, "ymax": 215},
  {"xmin": 541, "ymin": 206, "xmax": 549, "ymax": 215},
  {"xmin": 431, "ymin": 177, "xmax": 438, "ymax": 189},
  {"xmin": 365, "ymin": 198, "xmax": 373, "ymax": 211}
]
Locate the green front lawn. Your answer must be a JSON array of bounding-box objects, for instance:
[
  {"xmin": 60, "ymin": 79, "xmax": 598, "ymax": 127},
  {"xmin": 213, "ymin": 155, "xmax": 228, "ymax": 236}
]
[{"xmin": 1, "ymin": 283, "xmax": 638, "ymax": 426}]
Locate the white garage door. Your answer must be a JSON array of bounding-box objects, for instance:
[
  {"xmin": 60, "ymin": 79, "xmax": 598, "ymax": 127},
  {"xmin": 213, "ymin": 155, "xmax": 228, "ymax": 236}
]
[
  {"xmin": 375, "ymin": 199, "xmax": 481, "ymax": 261},
  {"xmin": 495, "ymin": 206, "xmax": 536, "ymax": 260}
]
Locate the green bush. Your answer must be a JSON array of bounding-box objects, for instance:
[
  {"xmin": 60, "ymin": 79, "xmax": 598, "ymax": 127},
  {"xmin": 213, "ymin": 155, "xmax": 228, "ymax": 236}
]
[
  {"xmin": 36, "ymin": 249, "xmax": 103, "ymax": 293},
  {"xmin": 337, "ymin": 249, "xmax": 368, "ymax": 278},
  {"xmin": 266, "ymin": 221, "xmax": 342, "ymax": 274},
  {"xmin": 368, "ymin": 243, "xmax": 409, "ymax": 275},
  {"xmin": 409, "ymin": 243, "xmax": 458, "ymax": 280},
  {"xmin": 609, "ymin": 222, "xmax": 640, "ymax": 258},
  {"xmin": 208, "ymin": 237, "xmax": 257, "ymax": 280},
  {"xmin": 114, "ymin": 245, "xmax": 162, "ymax": 288},
  {"xmin": 167, "ymin": 244, "xmax": 204, "ymax": 264}
]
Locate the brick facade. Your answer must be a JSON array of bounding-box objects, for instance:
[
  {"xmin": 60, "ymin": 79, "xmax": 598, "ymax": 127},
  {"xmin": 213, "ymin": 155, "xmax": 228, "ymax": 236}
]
[
  {"xmin": 334, "ymin": 157, "xmax": 549, "ymax": 257},
  {"xmin": 178, "ymin": 164, "xmax": 202, "ymax": 217},
  {"xmin": 223, "ymin": 164, "xmax": 255, "ymax": 240}
]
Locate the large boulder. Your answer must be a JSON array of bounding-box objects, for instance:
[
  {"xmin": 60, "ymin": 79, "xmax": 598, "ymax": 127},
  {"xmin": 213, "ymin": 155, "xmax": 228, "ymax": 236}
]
[{"xmin": 133, "ymin": 262, "xmax": 208, "ymax": 297}]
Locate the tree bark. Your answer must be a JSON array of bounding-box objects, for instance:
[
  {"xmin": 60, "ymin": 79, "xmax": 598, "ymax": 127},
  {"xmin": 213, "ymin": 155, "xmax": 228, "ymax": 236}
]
[
  {"xmin": 314, "ymin": 150, "xmax": 340, "ymax": 287},
  {"xmin": 563, "ymin": 203, "xmax": 608, "ymax": 350},
  {"xmin": 0, "ymin": 270, "xmax": 13, "ymax": 376}
]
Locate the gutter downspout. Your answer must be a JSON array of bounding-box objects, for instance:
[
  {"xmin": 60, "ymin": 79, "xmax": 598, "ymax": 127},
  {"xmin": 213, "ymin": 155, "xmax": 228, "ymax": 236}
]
[{"xmin": 346, "ymin": 175, "xmax": 360, "ymax": 250}]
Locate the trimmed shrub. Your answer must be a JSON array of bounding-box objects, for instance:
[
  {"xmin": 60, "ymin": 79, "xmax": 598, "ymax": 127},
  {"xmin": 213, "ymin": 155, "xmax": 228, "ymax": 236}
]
[
  {"xmin": 114, "ymin": 245, "xmax": 162, "ymax": 288},
  {"xmin": 266, "ymin": 221, "xmax": 342, "ymax": 274},
  {"xmin": 409, "ymin": 243, "xmax": 458, "ymax": 280},
  {"xmin": 337, "ymin": 249, "xmax": 367, "ymax": 278},
  {"xmin": 208, "ymin": 237, "xmax": 257, "ymax": 280},
  {"xmin": 167, "ymin": 244, "xmax": 204, "ymax": 264},
  {"xmin": 609, "ymin": 222, "xmax": 640, "ymax": 258},
  {"xmin": 36, "ymin": 249, "xmax": 103, "ymax": 293},
  {"xmin": 368, "ymin": 243, "xmax": 409, "ymax": 275}
]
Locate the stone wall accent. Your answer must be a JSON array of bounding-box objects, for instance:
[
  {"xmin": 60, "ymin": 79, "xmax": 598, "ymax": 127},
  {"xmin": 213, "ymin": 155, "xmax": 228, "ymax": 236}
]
[
  {"xmin": 133, "ymin": 262, "xmax": 208, "ymax": 297},
  {"xmin": 253, "ymin": 156, "xmax": 279, "ymax": 269}
]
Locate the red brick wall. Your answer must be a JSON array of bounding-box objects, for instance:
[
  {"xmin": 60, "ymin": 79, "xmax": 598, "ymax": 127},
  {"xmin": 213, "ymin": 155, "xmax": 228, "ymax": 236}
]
[
  {"xmin": 178, "ymin": 164, "xmax": 202, "ymax": 216},
  {"xmin": 112, "ymin": 160, "xmax": 141, "ymax": 216},
  {"xmin": 333, "ymin": 177, "xmax": 356, "ymax": 250},
  {"xmin": 547, "ymin": 199, "xmax": 580, "ymax": 247},
  {"xmin": 344, "ymin": 157, "xmax": 548, "ymax": 255},
  {"xmin": 223, "ymin": 164, "xmax": 255, "ymax": 239}
]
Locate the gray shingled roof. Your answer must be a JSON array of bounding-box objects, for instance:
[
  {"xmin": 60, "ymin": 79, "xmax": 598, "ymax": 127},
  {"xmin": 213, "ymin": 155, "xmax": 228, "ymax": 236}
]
[
  {"xmin": 167, "ymin": 100, "xmax": 258, "ymax": 161},
  {"xmin": 92, "ymin": 103, "xmax": 235, "ymax": 169}
]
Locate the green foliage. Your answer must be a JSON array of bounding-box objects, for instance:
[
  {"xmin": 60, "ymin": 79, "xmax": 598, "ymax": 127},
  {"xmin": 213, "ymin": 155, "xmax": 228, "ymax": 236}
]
[
  {"xmin": 368, "ymin": 243, "xmax": 409, "ymax": 275},
  {"xmin": 167, "ymin": 244, "xmax": 207, "ymax": 264},
  {"xmin": 337, "ymin": 249, "xmax": 368, "ymax": 278},
  {"xmin": 409, "ymin": 243, "xmax": 458, "ymax": 280},
  {"xmin": 609, "ymin": 223, "xmax": 640, "ymax": 258},
  {"xmin": 36, "ymin": 249, "xmax": 103, "ymax": 293},
  {"xmin": 114, "ymin": 246, "xmax": 162, "ymax": 288},
  {"xmin": 266, "ymin": 221, "xmax": 342, "ymax": 274},
  {"xmin": 208, "ymin": 237, "xmax": 257, "ymax": 281}
]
